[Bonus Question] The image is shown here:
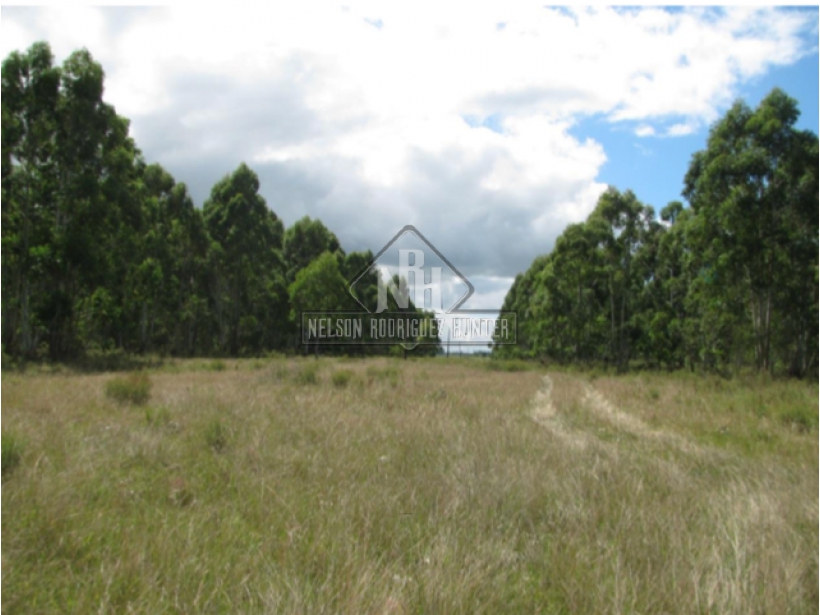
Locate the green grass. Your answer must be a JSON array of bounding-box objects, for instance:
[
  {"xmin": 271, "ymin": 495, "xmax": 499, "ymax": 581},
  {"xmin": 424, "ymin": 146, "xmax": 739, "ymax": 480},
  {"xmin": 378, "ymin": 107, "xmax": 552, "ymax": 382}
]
[
  {"xmin": 331, "ymin": 369, "xmax": 353, "ymax": 388},
  {"xmin": 485, "ymin": 358, "xmax": 534, "ymax": 372},
  {"xmin": 103, "ymin": 372, "xmax": 152, "ymax": 405},
  {"xmin": 366, "ymin": 364, "xmax": 400, "ymax": 387},
  {"xmin": 779, "ymin": 405, "xmax": 818, "ymax": 432},
  {"xmin": 204, "ymin": 418, "xmax": 229, "ymax": 452},
  {"xmin": 205, "ymin": 359, "xmax": 227, "ymax": 372},
  {"xmin": 1, "ymin": 359, "xmax": 816, "ymax": 613},
  {"xmin": 1, "ymin": 430, "xmax": 23, "ymax": 477},
  {"xmin": 293, "ymin": 363, "xmax": 319, "ymax": 385},
  {"xmin": 144, "ymin": 405, "xmax": 172, "ymax": 428}
]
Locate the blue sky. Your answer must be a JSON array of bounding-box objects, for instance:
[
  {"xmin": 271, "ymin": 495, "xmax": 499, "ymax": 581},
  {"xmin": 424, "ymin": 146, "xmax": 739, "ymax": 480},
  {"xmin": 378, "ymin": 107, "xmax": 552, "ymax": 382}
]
[
  {"xmin": 2, "ymin": 5, "xmax": 817, "ymax": 314},
  {"xmin": 580, "ymin": 50, "xmax": 819, "ymax": 215}
]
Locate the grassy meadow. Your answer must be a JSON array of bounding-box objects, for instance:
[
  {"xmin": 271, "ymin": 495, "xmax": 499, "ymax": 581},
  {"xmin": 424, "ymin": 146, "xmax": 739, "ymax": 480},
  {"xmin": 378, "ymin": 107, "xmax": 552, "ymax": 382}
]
[{"xmin": 1, "ymin": 357, "xmax": 817, "ymax": 613}]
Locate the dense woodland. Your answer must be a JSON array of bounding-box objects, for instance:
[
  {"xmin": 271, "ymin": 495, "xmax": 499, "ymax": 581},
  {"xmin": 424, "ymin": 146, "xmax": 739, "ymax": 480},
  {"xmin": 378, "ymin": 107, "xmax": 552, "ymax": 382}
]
[
  {"xmin": 2, "ymin": 43, "xmax": 817, "ymax": 376},
  {"xmin": 496, "ymin": 90, "xmax": 818, "ymax": 377},
  {"xmin": 1, "ymin": 43, "xmax": 436, "ymax": 361}
]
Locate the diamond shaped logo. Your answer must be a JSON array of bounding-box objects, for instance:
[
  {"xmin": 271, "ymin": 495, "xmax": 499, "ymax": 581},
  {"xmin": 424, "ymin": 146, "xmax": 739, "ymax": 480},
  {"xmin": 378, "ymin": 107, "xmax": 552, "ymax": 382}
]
[{"xmin": 348, "ymin": 225, "xmax": 474, "ymax": 316}]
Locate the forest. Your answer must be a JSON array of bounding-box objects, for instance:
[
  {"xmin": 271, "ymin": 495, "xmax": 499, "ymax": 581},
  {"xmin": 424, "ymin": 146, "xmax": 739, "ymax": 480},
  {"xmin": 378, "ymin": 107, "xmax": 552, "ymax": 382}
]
[
  {"xmin": 2, "ymin": 42, "xmax": 818, "ymax": 376},
  {"xmin": 1, "ymin": 42, "xmax": 436, "ymax": 361},
  {"xmin": 495, "ymin": 89, "xmax": 818, "ymax": 377}
]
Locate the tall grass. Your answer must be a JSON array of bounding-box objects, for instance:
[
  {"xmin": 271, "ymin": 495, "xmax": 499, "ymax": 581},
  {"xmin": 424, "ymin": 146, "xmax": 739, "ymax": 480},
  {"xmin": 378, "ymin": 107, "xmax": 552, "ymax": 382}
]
[
  {"xmin": 1, "ymin": 430, "xmax": 23, "ymax": 477},
  {"xmin": 1, "ymin": 359, "xmax": 816, "ymax": 613},
  {"xmin": 104, "ymin": 372, "xmax": 152, "ymax": 404}
]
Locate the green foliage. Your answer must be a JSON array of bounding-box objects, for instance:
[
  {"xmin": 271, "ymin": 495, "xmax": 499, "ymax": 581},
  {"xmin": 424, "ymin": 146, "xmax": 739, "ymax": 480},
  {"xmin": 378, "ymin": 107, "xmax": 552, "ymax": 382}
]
[
  {"xmin": 1, "ymin": 431, "xmax": 23, "ymax": 476},
  {"xmin": 779, "ymin": 407, "xmax": 818, "ymax": 433},
  {"xmin": 486, "ymin": 359, "xmax": 533, "ymax": 373},
  {"xmin": 206, "ymin": 360, "xmax": 227, "ymax": 372},
  {"xmin": 683, "ymin": 89, "xmax": 818, "ymax": 376},
  {"xmin": 331, "ymin": 369, "xmax": 353, "ymax": 388},
  {"xmin": 495, "ymin": 90, "xmax": 818, "ymax": 378},
  {"xmin": 293, "ymin": 363, "xmax": 319, "ymax": 385},
  {"xmin": 366, "ymin": 365, "xmax": 400, "ymax": 387},
  {"xmin": 144, "ymin": 406, "xmax": 171, "ymax": 428},
  {"xmin": 2, "ymin": 41, "xmax": 420, "ymax": 362},
  {"xmin": 288, "ymin": 251, "xmax": 352, "ymax": 318},
  {"xmin": 204, "ymin": 163, "xmax": 289, "ymax": 356},
  {"xmin": 1, "ymin": 40, "xmax": 814, "ymax": 375},
  {"xmin": 204, "ymin": 419, "xmax": 229, "ymax": 452},
  {"xmin": 104, "ymin": 373, "xmax": 152, "ymax": 405},
  {"xmin": 283, "ymin": 216, "xmax": 342, "ymax": 283}
]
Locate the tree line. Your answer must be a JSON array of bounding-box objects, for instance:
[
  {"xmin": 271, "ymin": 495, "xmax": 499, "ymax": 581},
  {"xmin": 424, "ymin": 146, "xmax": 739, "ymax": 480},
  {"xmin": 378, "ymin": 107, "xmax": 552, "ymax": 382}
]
[
  {"xmin": 2, "ymin": 42, "xmax": 437, "ymax": 361},
  {"xmin": 495, "ymin": 89, "xmax": 818, "ymax": 377}
]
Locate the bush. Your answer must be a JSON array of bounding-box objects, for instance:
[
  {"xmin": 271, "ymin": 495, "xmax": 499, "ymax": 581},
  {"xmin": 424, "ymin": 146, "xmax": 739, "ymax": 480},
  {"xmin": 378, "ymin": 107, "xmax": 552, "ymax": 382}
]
[
  {"xmin": 1, "ymin": 431, "xmax": 23, "ymax": 476},
  {"xmin": 780, "ymin": 407, "xmax": 818, "ymax": 433},
  {"xmin": 294, "ymin": 364, "xmax": 319, "ymax": 385},
  {"xmin": 268, "ymin": 364, "xmax": 289, "ymax": 381},
  {"xmin": 331, "ymin": 369, "xmax": 353, "ymax": 388},
  {"xmin": 105, "ymin": 372, "xmax": 151, "ymax": 405},
  {"xmin": 145, "ymin": 406, "xmax": 172, "ymax": 427},
  {"xmin": 364, "ymin": 365, "xmax": 400, "ymax": 388},
  {"xmin": 485, "ymin": 359, "xmax": 531, "ymax": 373},
  {"xmin": 206, "ymin": 360, "xmax": 227, "ymax": 372},
  {"xmin": 205, "ymin": 419, "xmax": 229, "ymax": 452},
  {"xmin": 366, "ymin": 365, "xmax": 398, "ymax": 380}
]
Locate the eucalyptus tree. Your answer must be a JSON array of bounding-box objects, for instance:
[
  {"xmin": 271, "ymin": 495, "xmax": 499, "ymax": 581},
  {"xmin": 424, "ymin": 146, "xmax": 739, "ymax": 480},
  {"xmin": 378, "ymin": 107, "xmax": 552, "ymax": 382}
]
[
  {"xmin": 204, "ymin": 163, "xmax": 288, "ymax": 355},
  {"xmin": 283, "ymin": 216, "xmax": 343, "ymax": 283},
  {"xmin": 2, "ymin": 43, "xmax": 142, "ymax": 359},
  {"xmin": 684, "ymin": 88, "xmax": 818, "ymax": 374}
]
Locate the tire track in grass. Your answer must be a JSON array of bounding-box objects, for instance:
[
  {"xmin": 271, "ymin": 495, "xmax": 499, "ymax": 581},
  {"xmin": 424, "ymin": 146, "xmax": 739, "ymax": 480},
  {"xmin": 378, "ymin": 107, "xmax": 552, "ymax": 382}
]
[
  {"xmin": 530, "ymin": 374, "xmax": 708, "ymax": 465},
  {"xmin": 581, "ymin": 382, "xmax": 706, "ymax": 456},
  {"xmin": 530, "ymin": 375, "xmax": 591, "ymax": 451}
]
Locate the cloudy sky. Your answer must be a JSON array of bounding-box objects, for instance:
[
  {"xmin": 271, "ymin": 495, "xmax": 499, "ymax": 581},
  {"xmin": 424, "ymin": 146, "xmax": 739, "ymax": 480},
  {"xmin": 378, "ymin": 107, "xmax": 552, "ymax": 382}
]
[{"xmin": 2, "ymin": 4, "xmax": 818, "ymax": 310}]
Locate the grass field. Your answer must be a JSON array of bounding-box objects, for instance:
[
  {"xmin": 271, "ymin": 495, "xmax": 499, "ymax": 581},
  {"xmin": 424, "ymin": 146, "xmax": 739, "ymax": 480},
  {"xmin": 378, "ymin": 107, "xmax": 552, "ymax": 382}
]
[{"xmin": 2, "ymin": 357, "xmax": 817, "ymax": 613}]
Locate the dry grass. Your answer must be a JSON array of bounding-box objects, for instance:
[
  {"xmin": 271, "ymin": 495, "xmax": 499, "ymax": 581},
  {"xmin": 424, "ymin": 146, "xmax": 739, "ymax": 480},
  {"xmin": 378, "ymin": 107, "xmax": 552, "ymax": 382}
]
[{"xmin": 1, "ymin": 358, "xmax": 817, "ymax": 613}]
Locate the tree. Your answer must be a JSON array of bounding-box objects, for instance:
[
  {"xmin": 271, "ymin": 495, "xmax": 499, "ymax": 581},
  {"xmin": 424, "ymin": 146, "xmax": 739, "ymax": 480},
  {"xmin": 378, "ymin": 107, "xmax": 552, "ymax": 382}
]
[
  {"xmin": 121, "ymin": 164, "xmax": 210, "ymax": 355},
  {"xmin": 2, "ymin": 43, "xmax": 143, "ymax": 359},
  {"xmin": 204, "ymin": 163, "xmax": 288, "ymax": 356},
  {"xmin": 283, "ymin": 216, "xmax": 343, "ymax": 283},
  {"xmin": 2, "ymin": 42, "xmax": 62, "ymax": 357},
  {"xmin": 288, "ymin": 251, "xmax": 351, "ymax": 355},
  {"xmin": 683, "ymin": 88, "xmax": 819, "ymax": 374}
]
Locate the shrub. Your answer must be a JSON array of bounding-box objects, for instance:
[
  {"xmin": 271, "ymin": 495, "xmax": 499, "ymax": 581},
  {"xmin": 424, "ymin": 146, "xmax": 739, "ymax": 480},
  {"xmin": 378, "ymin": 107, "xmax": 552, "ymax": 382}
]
[
  {"xmin": 205, "ymin": 419, "xmax": 229, "ymax": 452},
  {"xmin": 294, "ymin": 364, "xmax": 319, "ymax": 385},
  {"xmin": 485, "ymin": 359, "xmax": 531, "ymax": 373},
  {"xmin": 364, "ymin": 365, "xmax": 401, "ymax": 388},
  {"xmin": 780, "ymin": 407, "xmax": 818, "ymax": 433},
  {"xmin": 104, "ymin": 372, "xmax": 151, "ymax": 405},
  {"xmin": 145, "ymin": 406, "xmax": 172, "ymax": 427},
  {"xmin": 366, "ymin": 365, "xmax": 398, "ymax": 380},
  {"xmin": 206, "ymin": 360, "xmax": 227, "ymax": 372},
  {"xmin": 1, "ymin": 431, "xmax": 23, "ymax": 476},
  {"xmin": 331, "ymin": 369, "xmax": 353, "ymax": 388},
  {"xmin": 269, "ymin": 364, "xmax": 290, "ymax": 381}
]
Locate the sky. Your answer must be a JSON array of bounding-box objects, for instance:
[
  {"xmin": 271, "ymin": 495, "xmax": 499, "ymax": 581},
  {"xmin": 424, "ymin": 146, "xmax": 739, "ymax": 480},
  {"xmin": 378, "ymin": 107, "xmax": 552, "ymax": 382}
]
[{"xmin": 2, "ymin": 4, "xmax": 818, "ymax": 313}]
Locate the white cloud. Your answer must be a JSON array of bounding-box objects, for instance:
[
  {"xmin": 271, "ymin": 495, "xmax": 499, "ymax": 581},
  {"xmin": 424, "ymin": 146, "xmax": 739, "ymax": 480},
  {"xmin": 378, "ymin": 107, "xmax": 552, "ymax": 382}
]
[
  {"xmin": 666, "ymin": 122, "xmax": 697, "ymax": 137},
  {"xmin": 0, "ymin": 4, "xmax": 815, "ymax": 301}
]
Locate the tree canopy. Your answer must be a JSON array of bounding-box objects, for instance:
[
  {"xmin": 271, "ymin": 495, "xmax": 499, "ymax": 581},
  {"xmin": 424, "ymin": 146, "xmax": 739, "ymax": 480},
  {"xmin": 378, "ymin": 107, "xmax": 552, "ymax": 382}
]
[
  {"xmin": 1, "ymin": 42, "xmax": 438, "ymax": 360},
  {"xmin": 495, "ymin": 89, "xmax": 818, "ymax": 377},
  {"xmin": 2, "ymin": 43, "xmax": 814, "ymax": 374}
]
